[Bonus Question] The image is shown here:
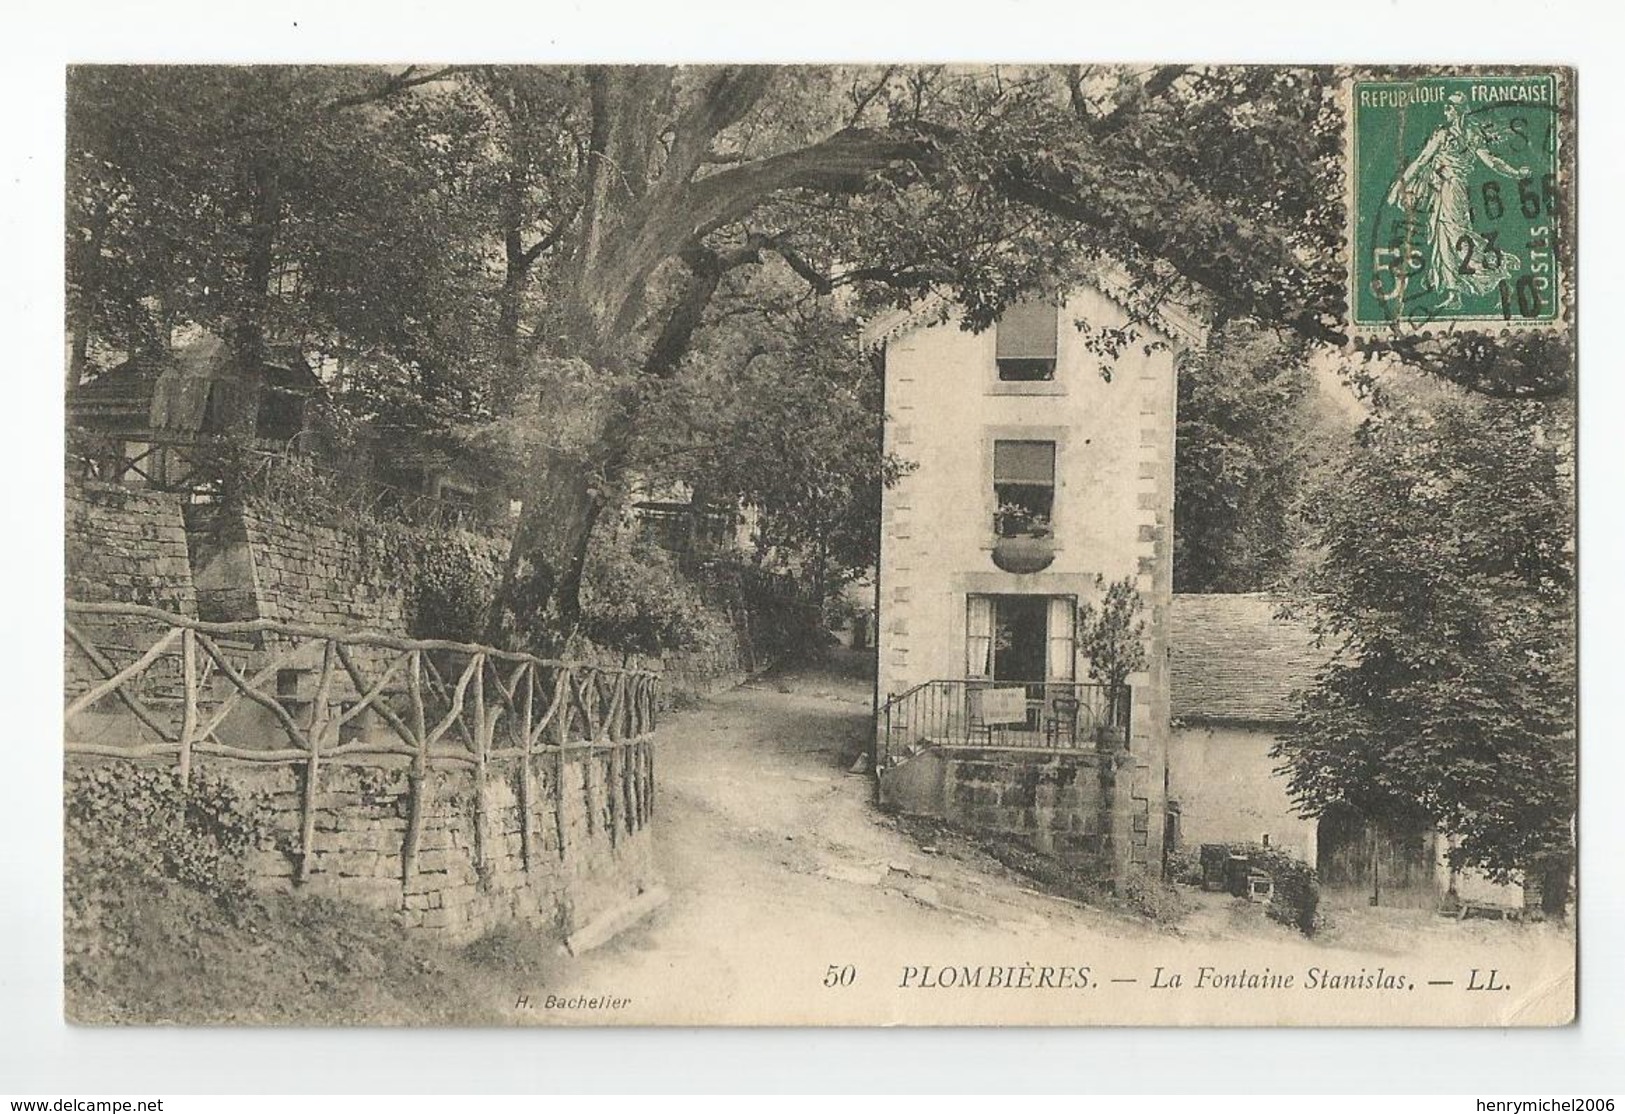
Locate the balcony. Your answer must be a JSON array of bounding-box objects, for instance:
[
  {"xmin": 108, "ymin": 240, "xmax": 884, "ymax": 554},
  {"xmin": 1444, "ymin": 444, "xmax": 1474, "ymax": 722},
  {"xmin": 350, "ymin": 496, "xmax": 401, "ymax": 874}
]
[
  {"xmin": 991, "ymin": 507, "xmax": 1055, "ymax": 573},
  {"xmin": 877, "ymin": 679, "xmax": 1131, "ymax": 767}
]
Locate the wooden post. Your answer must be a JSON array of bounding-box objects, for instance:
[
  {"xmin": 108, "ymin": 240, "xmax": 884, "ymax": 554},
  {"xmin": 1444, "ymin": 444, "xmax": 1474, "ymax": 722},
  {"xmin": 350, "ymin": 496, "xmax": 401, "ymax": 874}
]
[
  {"xmin": 638, "ymin": 738, "xmax": 650, "ymax": 828},
  {"xmin": 177, "ymin": 627, "xmax": 198, "ymax": 786},
  {"xmin": 624, "ymin": 739, "xmax": 636, "ymax": 835},
  {"xmin": 554, "ymin": 668, "xmax": 570, "ymax": 862},
  {"xmin": 617, "ymin": 680, "xmax": 634, "ymax": 837},
  {"xmin": 471, "ymin": 654, "xmax": 491, "ymax": 885},
  {"xmin": 627, "ymin": 694, "xmax": 641, "ymax": 832},
  {"xmin": 401, "ymin": 650, "xmax": 429, "ymax": 887},
  {"xmin": 646, "ymin": 680, "xmax": 656, "ymax": 820},
  {"xmin": 605, "ymin": 675, "xmax": 619, "ymax": 847},
  {"xmin": 579, "ymin": 676, "xmax": 597, "ymax": 839},
  {"xmin": 298, "ymin": 639, "xmax": 336, "ymax": 885},
  {"xmin": 604, "ymin": 740, "xmax": 614, "ymax": 844},
  {"xmin": 518, "ymin": 662, "xmax": 535, "ymax": 874}
]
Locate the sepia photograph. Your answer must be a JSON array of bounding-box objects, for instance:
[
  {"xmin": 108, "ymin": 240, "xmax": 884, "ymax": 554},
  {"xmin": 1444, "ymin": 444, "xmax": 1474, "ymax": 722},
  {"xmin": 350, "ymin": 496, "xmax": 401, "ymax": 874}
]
[{"xmin": 57, "ymin": 59, "xmax": 1578, "ymax": 1030}]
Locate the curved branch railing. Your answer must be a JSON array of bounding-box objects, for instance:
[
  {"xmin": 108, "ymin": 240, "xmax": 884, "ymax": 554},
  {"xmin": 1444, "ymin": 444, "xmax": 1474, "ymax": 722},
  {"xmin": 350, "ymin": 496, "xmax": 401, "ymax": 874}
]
[{"xmin": 64, "ymin": 600, "xmax": 658, "ymax": 883}]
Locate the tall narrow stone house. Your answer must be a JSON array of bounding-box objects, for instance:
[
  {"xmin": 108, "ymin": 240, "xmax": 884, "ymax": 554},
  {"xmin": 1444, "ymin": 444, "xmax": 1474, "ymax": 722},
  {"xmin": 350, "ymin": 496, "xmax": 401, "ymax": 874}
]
[{"xmin": 868, "ymin": 281, "xmax": 1197, "ymax": 885}]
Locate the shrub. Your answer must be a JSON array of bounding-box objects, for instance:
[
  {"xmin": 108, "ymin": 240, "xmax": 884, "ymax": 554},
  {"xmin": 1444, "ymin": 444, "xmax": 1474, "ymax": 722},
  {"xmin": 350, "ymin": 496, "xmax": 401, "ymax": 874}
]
[
  {"xmin": 406, "ymin": 532, "xmax": 505, "ymax": 642},
  {"xmin": 579, "ymin": 535, "xmax": 733, "ymax": 658},
  {"xmin": 1192, "ymin": 840, "xmax": 1321, "ymax": 936},
  {"xmin": 1253, "ymin": 847, "xmax": 1321, "ymax": 936},
  {"xmin": 1076, "ymin": 575, "xmax": 1148, "ymax": 718},
  {"xmin": 1164, "ymin": 846, "xmax": 1205, "ymax": 887},
  {"xmin": 1119, "ymin": 866, "xmax": 1191, "ymax": 924},
  {"xmin": 698, "ymin": 553, "xmax": 824, "ymax": 664},
  {"xmin": 64, "ymin": 764, "xmax": 272, "ymax": 973},
  {"xmin": 65, "ymin": 764, "xmax": 269, "ymax": 898}
]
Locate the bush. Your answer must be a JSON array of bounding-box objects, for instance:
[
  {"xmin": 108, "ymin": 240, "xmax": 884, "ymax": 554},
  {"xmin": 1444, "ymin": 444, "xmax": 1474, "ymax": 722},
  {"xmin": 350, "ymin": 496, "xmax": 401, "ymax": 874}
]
[
  {"xmin": 1164, "ymin": 846, "xmax": 1205, "ymax": 887},
  {"xmin": 1192, "ymin": 840, "xmax": 1321, "ymax": 936},
  {"xmin": 65, "ymin": 764, "xmax": 269, "ymax": 898},
  {"xmin": 1119, "ymin": 866, "xmax": 1190, "ymax": 924},
  {"xmin": 64, "ymin": 764, "xmax": 272, "ymax": 974},
  {"xmin": 698, "ymin": 554, "xmax": 824, "ymax": 664},
  {"xmin": 406, "ymin": 532, "xmax": 505, "ymax": 642},
  {"xmin": 579, "ymin": 535, "xmax": 734, "ymax": 658},
  {"xmin": 1253, "ymin": 847, "xmax": 1321, "ymax": 936}
]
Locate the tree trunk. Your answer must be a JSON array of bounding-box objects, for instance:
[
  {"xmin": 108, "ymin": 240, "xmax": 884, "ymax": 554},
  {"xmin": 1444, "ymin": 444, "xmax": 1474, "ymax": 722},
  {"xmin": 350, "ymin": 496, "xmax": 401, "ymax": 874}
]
[
  {"xmin": 495, "ymin": 262, "xmax": 526, "ymax": 404},
  {"xmin": 1526, "ymin": 853, "xmax": 1572, "ymax": 921},
  {"xmin": 493, "ymin": 100, "xmax": 538, "ymax": 411},
  {"xmin": 485, "ymin": 68, "xmax": 926, "ymax": 651},
  {"xmin": 229, "ymin": 147, "xmax": 281, "ymax": 437},
  {"xmin": 487, "ymin": 445, "xmax": 605, "ymax": 653}
]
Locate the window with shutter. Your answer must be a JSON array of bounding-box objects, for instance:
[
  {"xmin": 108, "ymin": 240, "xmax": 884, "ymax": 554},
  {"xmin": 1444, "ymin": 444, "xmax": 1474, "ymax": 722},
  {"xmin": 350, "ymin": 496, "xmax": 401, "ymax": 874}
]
[
  {"xmin": 993, "ymin": 439, "xmax": 1056, "ymax": 537},
  {"xmin": 995, "ymin": 300, "xmax": 1059, "ymax": 381}
]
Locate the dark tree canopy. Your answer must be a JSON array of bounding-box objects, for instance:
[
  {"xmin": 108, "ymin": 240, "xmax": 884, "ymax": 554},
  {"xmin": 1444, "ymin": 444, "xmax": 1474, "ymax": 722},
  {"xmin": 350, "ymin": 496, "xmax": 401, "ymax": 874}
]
[
  {"xmin": 66, "ymin": 67, "xmax": 496, "ymax": 396},
  {"xmin": 1172, "ymin": 321, "xmax": 1353, "ymax": 594},
  {"xmin": 1272, "ymin": 382, "xmax": 1575, "ymax": 898},
  {"xmin": 66, "ymin": 64, "xmax": 1574, "ymax": 652}
]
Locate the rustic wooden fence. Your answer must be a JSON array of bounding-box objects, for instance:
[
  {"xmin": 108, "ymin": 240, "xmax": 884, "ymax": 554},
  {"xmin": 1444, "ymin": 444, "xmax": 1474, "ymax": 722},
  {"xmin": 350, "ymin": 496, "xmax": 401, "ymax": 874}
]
[{"xmin": 64, "ymin": 600, "xmax": 658, "ymax": 885}]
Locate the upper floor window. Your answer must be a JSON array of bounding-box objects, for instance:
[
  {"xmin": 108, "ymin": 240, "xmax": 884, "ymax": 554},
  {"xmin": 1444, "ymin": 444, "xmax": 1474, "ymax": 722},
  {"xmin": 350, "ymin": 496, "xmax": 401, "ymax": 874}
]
[
  {"xmin": 995, "ymin": 300, "xmax": 1059, "ymax": 381},
  {"xmin": 993, "ymin": 439, "xmax": 1055, "ymax": 538}
]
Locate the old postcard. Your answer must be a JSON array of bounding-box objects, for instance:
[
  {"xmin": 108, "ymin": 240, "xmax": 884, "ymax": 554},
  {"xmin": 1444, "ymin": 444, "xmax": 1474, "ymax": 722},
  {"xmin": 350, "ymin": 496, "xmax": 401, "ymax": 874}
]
[{"xmin": 62, "ymin": 63, "xmax": 1576, "ymax": 1027}]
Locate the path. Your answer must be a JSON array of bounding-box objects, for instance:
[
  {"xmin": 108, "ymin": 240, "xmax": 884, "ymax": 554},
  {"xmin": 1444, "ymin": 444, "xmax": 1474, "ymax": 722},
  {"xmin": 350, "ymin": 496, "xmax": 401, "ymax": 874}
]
[{"xmin": 522, "ymin": 662, "xmax": 1575, "ymax": 1027}]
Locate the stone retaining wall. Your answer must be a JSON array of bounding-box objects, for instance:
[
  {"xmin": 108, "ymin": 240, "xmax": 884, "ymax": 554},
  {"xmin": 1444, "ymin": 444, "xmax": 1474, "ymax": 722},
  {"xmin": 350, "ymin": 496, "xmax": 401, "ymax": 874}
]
[
  {"xmin": 66, "ymin": 482, "xmax": 197, "ymax": 617},
  {"xmin": 67, "ymin": 736, "xmax": 657, "ymax": 944},
  {"xmin": 69, "ymin": 482, "xmax": 766, "ymax": 702},
  {"xmin": 880, "ymin": 745, "xmax": 1133, "ymax": 878}
]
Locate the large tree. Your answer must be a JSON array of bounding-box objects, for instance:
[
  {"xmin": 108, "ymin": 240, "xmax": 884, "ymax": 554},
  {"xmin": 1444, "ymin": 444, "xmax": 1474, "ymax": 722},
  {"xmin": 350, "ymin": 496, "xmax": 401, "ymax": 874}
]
[
  {"xmin": 69, "ymin": 64, "xmax": 1574, "ymax": 651},
  {"xmin": 1272, "ymin": 382, "xmax": 1576, "ymax": 912}
]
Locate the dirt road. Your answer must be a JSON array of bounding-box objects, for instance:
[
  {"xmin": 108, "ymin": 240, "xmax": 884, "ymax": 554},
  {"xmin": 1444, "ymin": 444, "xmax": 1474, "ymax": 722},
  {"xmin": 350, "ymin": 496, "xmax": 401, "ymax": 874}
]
[{"xmin": 526, "ymin": 665, "xmax": 1575, "ymax": 1027}]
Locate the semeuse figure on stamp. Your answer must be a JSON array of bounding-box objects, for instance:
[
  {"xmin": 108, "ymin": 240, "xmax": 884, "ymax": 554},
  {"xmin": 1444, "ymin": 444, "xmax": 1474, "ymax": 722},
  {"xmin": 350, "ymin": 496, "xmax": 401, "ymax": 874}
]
[{"xmin": 1384, "ymin": 93, "xmax": 1529, "ymax": 310}]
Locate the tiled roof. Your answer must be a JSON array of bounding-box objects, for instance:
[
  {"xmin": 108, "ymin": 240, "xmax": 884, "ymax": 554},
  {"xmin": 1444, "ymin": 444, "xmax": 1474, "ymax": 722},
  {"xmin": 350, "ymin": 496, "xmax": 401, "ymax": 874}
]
[{"xmin": 1169, "ymin": 593, "xmax": 1328, "ymax": 724}]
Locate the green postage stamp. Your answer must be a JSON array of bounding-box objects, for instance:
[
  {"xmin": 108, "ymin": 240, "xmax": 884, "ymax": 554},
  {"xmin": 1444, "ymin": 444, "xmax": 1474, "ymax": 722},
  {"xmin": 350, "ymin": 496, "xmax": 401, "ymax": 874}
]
[{"xmin": 1349, "ymin": 72, "xmax": 1565, "ymax": 331}]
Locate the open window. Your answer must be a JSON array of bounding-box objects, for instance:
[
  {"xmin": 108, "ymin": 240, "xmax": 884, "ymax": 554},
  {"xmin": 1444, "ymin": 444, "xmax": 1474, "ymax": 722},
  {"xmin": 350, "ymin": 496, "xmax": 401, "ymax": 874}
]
[
  {"xmin": 993, "ymin": 439, "xmax": 1056, "ymax": 538},
  {"xmin": 966, "ymin": 594, "xmax": 1077, "ymax": 683},
  {"xmin": 995, "ymin": 300, "xmax": 1059, "ymax": 381}
]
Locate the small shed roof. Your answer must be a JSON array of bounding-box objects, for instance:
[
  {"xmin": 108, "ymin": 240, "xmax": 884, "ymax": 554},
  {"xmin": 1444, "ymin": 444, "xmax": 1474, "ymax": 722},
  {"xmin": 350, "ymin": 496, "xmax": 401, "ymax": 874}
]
[
  {"xmin": 70, "ymin": 335, "xmax": 318, "ymax": 434},
  {"xmin": 1169, "ymin": 593, "xmax": 1328, "ymax": 725}
]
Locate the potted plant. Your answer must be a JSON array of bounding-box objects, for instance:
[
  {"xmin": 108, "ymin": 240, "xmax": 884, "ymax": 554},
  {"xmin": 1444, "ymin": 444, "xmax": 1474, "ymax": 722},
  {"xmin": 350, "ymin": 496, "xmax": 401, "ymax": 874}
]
[
  {"xmin": 992, "ymin": 502, "xmax": 1055, "ymax": 572},
  {"xmin": 1076, "ymin": 575, "xmax": 1147, "ymax": 749}
]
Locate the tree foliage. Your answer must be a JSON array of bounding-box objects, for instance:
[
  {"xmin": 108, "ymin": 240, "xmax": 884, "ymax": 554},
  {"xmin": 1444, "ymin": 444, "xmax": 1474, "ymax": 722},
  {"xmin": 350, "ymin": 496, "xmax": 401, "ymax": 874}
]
[
  {"xmin": 66, "ymin": 66, "xmax": 495, "ymax": 398},
  {"xmin": 1173, "ymin": 321, "xmax": 1338, "ymax": 593},
  {"xmin": 67, "ymin": 64, "xmax": 1574, "ymax": 652},
  {"xmin": 634, "ymin": 264, "xmax": 910, "ymax": 603},
  {"xmin": 1272, "ymin": 383, "xmax": 1575, "ymax": 892},
  {"xmin": 1076, "ymin": 575, "xmax": 1149, "ymax": 712},
  {"xmin": 577, "ymin": 532, "xmax": 733, "ymax": 659}
]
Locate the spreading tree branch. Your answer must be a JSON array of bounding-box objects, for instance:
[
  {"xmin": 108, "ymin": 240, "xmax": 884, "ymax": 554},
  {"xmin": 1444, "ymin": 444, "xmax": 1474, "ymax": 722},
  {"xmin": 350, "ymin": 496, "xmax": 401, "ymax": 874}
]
[
  {"xmin": 518, "ymin": 200, "xmax": 585, "ymax": 269},
  {"xmin": 642, "ymin": 236, "xmax": 771, "ymax": 378},
  {"xmin": 327, "ymin": 65, "xmax": 462, "ymax": 111}
]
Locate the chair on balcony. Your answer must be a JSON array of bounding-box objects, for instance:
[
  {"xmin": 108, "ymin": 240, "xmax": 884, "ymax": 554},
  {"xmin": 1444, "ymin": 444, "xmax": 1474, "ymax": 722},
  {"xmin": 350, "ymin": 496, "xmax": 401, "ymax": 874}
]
[{"xmin": 1044, "ymin": 692, "xmax": 1082, "ymax": 748}]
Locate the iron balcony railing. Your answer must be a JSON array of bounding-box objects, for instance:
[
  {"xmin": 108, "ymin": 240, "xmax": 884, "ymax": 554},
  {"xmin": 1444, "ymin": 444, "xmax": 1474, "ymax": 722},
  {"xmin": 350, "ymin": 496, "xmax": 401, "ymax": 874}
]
[{"xmin": 876, "ymin": 678, "xmax": 1131, "ymax": 769}]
